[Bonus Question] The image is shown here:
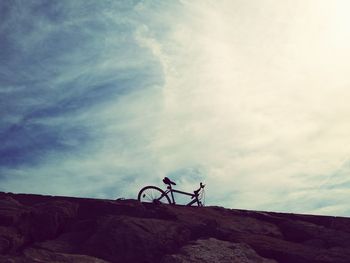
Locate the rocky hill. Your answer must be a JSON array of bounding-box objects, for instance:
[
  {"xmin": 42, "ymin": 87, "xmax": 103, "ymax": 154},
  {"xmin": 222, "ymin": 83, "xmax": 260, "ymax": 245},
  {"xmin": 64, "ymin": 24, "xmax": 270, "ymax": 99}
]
[{"xmin": 1, "ymin": 192, "xmax": 350, "ymax": 262}]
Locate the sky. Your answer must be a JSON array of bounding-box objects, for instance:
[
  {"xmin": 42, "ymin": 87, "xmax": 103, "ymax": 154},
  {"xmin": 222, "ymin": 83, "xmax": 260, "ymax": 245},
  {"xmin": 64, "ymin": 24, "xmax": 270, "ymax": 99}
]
[{"xmin": 1, "ymin": 0, "xmax": 350, "ymax": 216}]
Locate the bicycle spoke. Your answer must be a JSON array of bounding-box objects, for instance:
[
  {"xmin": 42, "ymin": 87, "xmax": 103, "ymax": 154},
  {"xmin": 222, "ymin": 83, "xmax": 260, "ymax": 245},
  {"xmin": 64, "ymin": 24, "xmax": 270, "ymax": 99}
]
[
  {"xmin": 138, "ymin": 186, "xmax": 171, "ymax": 204},
  {"xmin": 144, "ymin": 192, "xmax": 153, "ymax": 201},
  {"xmin": 148, "ymin": 190, "xmax": 155, "ymax": 201},
  {"xmin": 144, "ymin": 189, "xmax": 157, "ymax": 202}
]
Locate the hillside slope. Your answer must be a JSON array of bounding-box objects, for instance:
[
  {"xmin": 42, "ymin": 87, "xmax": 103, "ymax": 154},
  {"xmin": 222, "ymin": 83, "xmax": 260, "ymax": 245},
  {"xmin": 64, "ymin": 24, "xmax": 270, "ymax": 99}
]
[{"xmin": 1, "ymin": 192, "xmax": 350, "ymax": 262}]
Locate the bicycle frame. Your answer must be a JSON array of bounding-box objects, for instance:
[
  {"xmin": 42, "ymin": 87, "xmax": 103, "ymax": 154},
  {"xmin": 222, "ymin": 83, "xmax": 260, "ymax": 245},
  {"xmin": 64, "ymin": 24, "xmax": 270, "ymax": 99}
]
[{"xmin": 163, "ymin": 185, "xmax": 202, "ymax": 206}]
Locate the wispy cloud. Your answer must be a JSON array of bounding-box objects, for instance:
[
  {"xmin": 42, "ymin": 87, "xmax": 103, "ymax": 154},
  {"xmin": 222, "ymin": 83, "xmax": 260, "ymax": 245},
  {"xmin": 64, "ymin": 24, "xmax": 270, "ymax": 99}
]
[{"xmin": 1, "ymin": 0, "xmax": 350, "ymax": 216}]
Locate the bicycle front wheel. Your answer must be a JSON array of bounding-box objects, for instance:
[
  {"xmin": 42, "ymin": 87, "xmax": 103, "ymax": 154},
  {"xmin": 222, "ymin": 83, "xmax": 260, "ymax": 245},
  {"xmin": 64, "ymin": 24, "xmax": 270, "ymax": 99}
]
[{"xmin": 138, "ymin": 186, "xmax": 171, "ymax": 204}]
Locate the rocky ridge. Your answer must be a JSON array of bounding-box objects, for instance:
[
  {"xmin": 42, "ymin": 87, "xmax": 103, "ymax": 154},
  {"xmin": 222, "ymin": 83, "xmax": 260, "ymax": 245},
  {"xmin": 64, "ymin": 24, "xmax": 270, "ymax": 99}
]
[{"xmin": 1, "ymin": 192, "xmax": 350, "ymax": 262}]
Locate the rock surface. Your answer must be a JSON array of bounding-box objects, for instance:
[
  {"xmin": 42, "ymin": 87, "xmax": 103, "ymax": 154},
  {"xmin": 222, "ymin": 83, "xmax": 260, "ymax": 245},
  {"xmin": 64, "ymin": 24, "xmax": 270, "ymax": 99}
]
[
  {"xmin": 161, "ymin": 238, "xmax": 277, "ymax": 263},
  {"xmin": 0, "ymin": 192, "xmax": 350, "ymax": 262}
]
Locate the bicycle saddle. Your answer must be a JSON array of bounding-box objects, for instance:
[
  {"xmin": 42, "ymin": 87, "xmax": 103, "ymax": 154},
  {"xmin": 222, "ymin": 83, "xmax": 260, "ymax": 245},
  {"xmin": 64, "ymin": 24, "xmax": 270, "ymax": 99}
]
[{"xmin": 163, "ymin": 177, "xmax": 176, "ymax": 185}]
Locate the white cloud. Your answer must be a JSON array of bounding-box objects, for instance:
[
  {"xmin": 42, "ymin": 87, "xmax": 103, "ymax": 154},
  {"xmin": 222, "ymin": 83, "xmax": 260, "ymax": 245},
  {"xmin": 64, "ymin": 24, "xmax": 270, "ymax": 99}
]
[{"xmin": 127, "ymin": 0, "xmax": 350, "ymax": 214}]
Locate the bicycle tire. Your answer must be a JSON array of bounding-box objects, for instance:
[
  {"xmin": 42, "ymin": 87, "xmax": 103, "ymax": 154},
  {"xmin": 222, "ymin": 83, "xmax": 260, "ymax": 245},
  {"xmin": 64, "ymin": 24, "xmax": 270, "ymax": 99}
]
[{"xmin": 138, "ymin": 186, "xmax": 171, "ymax": 204}]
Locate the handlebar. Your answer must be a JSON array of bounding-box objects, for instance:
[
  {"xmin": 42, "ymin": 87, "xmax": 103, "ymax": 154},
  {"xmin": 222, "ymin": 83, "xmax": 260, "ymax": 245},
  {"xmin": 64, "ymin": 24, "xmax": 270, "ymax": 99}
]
[{"xmin": 193, "ymin": 182, "xmax": 205, "ymax": 196}]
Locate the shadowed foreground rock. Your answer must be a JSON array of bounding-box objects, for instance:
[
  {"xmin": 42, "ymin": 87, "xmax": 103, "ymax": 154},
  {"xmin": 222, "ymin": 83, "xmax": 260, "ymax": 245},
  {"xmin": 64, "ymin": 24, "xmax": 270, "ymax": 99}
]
[{"xmin": 1, "ymin": 192, "xmax": 350, "ymax": 262}]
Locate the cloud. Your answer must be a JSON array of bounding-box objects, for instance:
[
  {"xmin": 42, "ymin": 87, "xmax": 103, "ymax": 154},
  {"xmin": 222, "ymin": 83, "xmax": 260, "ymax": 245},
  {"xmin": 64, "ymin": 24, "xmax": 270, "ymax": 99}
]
[
  {"xmin": 1, "ymin": 0, "xmax": 350, "ymax": 216},
  {"xmin": 0, "ymin": 1, "xmax": 164, "ymax": 188}
]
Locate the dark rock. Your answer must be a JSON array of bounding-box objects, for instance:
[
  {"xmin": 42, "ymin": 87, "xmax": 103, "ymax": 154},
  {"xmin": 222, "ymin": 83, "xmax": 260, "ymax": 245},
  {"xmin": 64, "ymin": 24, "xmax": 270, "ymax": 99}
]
[
  {"xmin": 228, "ymin": 231, "xmax": 350, "ymax": 263},
  {"xmin": 0, "ymin": 227, "xmax": 25, "ymax": 254},
  {"xmin": 1, "ymin": 191, "xmax": 350, "ymax": 263},
  {"xmin": 23, "ymin": 247, "xmax": 109, "ymax": 262},
  {"xmin": 0, "ymin": 246, "xmax": 109, "ymax": 262},
  {"xmin": 161, "ymin": 238, "xmax": 277, "ymax": 263},
  {"xmin": 163, "ymin": 205, "xmax": 283, "ymax": 239},
  {"xmin": 0, "ymin": 255, "xmax": 27, "ymax": 263},
  {"xmin": 35, "ymin": 230, "xmax": 91, "ymax": 254},
  {"xmin": 279, "ymin": 219, "xmax": 350, "ymax": 248},
  {"xmin": 82, "ymin": 215, "xmax": 190, "ymax": 263},
  {"xmin": 19, "ymin": 200, "xmax": 78, "ymax": 241},
  {"xmin": 0, "ymin": 196, "xmax": 28, "ymax": 227},
  {"xmin": 303, "ymin": 238, "xmax": 327, "ymax": 248}
]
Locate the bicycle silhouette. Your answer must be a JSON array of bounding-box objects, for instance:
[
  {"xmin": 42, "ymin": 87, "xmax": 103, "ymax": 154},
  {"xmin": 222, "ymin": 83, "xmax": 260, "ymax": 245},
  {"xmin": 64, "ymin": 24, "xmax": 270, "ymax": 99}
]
[{"xmin": 138, "ymin": 177, "xmax": 205, "ymax": 206}]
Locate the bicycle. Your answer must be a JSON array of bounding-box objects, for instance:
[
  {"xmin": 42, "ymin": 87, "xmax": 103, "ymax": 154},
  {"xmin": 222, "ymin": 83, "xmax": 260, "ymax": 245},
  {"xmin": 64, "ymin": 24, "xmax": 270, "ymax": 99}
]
[{"xmin": 138, "ymin": 177, "xmax": 205, "ymax": 206}]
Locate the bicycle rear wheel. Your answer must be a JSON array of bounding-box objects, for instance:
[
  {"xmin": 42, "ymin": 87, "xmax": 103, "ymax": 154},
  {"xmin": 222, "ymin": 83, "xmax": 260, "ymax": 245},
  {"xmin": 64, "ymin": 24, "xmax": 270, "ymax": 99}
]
[{"xmin": 138, "ymin": 186, "xmax": 171, "ymax": 204}]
